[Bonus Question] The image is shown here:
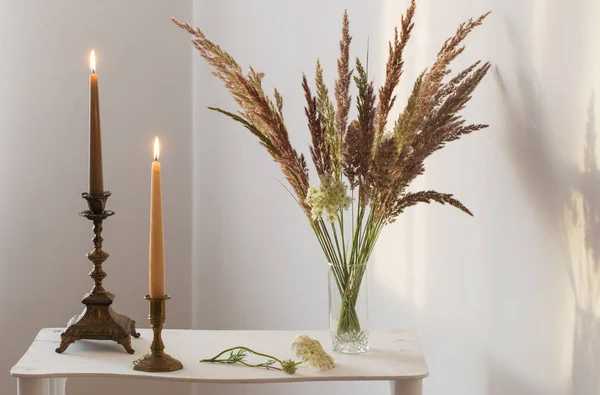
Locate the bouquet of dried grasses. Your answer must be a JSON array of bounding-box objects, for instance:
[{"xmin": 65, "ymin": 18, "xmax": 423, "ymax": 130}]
[{"xmin": 174, "ymin": 0, "xmax": 489, "ymax": 352}]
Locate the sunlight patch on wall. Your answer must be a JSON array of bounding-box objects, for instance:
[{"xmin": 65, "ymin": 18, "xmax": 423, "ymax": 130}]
[
  {"xmin": 371, "ymin": 176, "xmax": 429, "ymax": 310},
  {"xmin": 411, "ymin": 205, "xmax": 428, "ymax": 309},
  {"xmin": 530, "ymin": 0, "xmax": 547, "ymax": 65},
  {"xmin": 566, "ymin": 192, "xmax": 600, "ymax": 317},
  {"xmin": 370, "ymin": 0, "xmax": 431, "ymax": 312},
  {"xmin": 371, "ymin": 223, "xmax": 408, "ymax": 300}
]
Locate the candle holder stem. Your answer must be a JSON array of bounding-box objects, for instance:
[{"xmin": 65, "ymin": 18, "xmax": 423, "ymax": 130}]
[
  {"xmin": 133, "ymin": 295, "xmax": 183, "ymax": 372},
  {"xmin": 90, "ymin": 218, "xmax": 107, "ymax": 294},
  {"xmin": 56, "ymin": 191, "xmax": 140, "ymax": 354}
]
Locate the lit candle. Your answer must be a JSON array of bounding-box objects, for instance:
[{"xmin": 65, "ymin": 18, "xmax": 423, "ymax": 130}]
[
  {"xmin": 149, "ymin": 137, "xmax": 165, "ymax": 298},
  {"xmin": 89, "ymin": 50, "xmax": 104, "ymax": 196}
]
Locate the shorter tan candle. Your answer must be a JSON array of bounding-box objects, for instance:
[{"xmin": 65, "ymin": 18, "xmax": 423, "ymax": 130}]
[{"xmin": 149, "ymin": 137, "xmax": 165, "ymax": 298}]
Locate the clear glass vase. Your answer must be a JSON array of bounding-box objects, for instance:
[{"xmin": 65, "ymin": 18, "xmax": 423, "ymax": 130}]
[{"xmin": 328, "ymin": 262, "xmax": 369, "ymax": 353}]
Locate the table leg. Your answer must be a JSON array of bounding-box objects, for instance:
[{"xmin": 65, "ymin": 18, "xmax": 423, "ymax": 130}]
[
  {"xmin": 390, "ymin": 379, "xmax": 422, "ymax": 395},
  {"xmin": 17, "ymin": 378, "xmax": 67, "ymax": 395}
]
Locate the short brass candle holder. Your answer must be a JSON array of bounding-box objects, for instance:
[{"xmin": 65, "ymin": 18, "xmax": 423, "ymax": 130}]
[
  {"xmin": 133, "ymin": 295, "xmax": 183, "ymax": 372},
  {"xmin": 56, "ymin": 191, "xmax": 140, "ymax": 354}
]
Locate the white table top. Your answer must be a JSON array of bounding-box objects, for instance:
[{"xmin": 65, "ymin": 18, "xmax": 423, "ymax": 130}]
[{"xmin": 11, "ymin": 328, "xmax": 428, "ymax": 384}]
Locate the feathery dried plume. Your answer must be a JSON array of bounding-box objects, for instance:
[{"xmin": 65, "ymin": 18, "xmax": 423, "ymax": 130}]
[
  {"xmin": 274, "ymin": 88, "xmax": 285, "ymax": 120},
  {"xmin": 344, "ymin": 120, "xmax": 362, "ymax": 187},
  {"xmin": 173, "ymin": 7, "xmax": 490, "ymax": 223},
  {"xmin": 398, "ymin": 61, "xmax": 491, "ymax": 191},
  {"xmin": 403, "ymin": 12, "xmax": 490, "ymax": 146},
  {"xmin": 173, "ymin": 17, "xmax": 310, "ymax": 213},
  {"xmin": 394, "ymin": 71, "xmax": 424, "ymax": 149},
  {"xmin": 390, "ymin": 190, "xmax": 473, "ymax": 222},
  {"xmin": 316, "ymin": 60, "xmax": 335, "ymax": 132},
  {"xmin": 389, "ymin": 12, "xmax": 491, "ymax": 204},
  {"xmin": 433, "ymin": 60, "xmax": 481, "ymax": 104},
  {"xmin": 370, "ymin": 135, "xmax": 399, "ymax": 200},
  {"xmin": 375, "ymin": 0, "xmax": 416, "ymax": 147},
  {"xmin": 303, "ymin": 74, "xmax": 331, "ymax": 177},
  {"xmin": 315, "ymin": 60, "xmax": 339, "ymax": 176},
  {"xmin": 334, "ymin": 11, "xmax": 353, "ymax": 144},
  {"xmin": 344, "ymin": 58, "xmax": 376, "ymax": 198}
]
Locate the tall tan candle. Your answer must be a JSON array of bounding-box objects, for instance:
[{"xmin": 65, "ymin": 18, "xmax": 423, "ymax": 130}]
[
  {"xmin": 89, "ymin": 50, "xmax": 104, "ymax": 196},
  {"xmin": 149, "ymin": 137, "xmax": 165, "ymax": 298}
]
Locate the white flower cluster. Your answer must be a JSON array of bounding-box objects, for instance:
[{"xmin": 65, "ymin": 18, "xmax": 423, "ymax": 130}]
[
  {"xmin": 291, "ymin": 335, "xmax": 335, "ymax": 371},
  {"xmin": 306, "ymin": 176, "xmax": 352, "ymax": 222}
]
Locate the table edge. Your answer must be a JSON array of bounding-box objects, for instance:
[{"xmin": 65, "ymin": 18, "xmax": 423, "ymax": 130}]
[{"xmin": 10, "ymin": 369, "xmax": 429, "ymax": 383}]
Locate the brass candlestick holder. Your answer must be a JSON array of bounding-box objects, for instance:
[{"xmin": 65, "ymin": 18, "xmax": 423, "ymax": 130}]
[
  {"xmin": 56, "ymin": 191, "xmax": 140, "ymax": 354},
  {"xmin": 133, "ymin": 295, "xmax": 183, "ymax": 372}
]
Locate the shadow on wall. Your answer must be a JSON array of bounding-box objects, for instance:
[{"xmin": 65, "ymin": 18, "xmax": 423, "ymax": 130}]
[{"xmin": 496, "ymin": 19, "xmax": 600, "ymax": 395}]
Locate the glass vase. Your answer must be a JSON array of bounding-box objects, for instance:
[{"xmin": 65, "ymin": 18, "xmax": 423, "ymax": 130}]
[{"xmin": 328, "ymin": 262, "xmax": 369, "ymax": 353}]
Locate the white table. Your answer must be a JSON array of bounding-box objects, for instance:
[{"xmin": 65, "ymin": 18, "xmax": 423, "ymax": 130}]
[{"xmin": 11, "ymin": 328, "xmax": 428, "ymax": 395}]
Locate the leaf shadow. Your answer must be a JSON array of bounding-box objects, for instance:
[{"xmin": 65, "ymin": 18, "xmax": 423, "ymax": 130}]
[{"xmin": 496, "ymin": 17, "xmax": 600, "ymax": 395}]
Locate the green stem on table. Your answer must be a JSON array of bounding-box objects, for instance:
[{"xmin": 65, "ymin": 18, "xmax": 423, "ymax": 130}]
[
  {"xmin": 200, "ymin": 346, "xmax": 302, "ymax": 373},
  {"xmin": 201, "ymin": 346, "xmax": 284, "ymax": 364}
]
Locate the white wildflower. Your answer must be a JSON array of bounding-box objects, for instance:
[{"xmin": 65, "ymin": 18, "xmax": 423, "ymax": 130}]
[
  {"xmin": 291, "ymin": 335, "xmax": 335, "ymax": 371},
  {"xmin": 306, "ymin": 186, "xmax": 324, "ymax": 220},
  {"xmin": 305, "ymin": 176, "xmax": 352, "ymax": 223}
]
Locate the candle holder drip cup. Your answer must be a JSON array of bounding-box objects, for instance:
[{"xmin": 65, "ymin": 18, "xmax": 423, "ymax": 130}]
[
  {"xmin": 133, "ymin": 295, "xmax": 183, "ymax": 372},
  {"xmin": 56, "ymin": 191, "xmax": 140, "ymax": 354},
  {"xmin": 82, "ymin": 191, "xmax": 111, "ymax": 214}
]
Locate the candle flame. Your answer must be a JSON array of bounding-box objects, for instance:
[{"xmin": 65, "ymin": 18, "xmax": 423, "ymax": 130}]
[
  {"xmin": 154, "ymin": 137, "xmax": 160, "ymax": 161},
  {"xmin": 90, "ymin": 50, "xmax": 96, "ymax": 73}
]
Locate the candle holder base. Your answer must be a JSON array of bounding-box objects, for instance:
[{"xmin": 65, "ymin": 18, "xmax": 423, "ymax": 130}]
[
  {"xmin": 133, "ymin": 352, "xmax": 184, "ymax": 372},
  {"xmin": 132, "ymin": 295, "xmax": 183, "ymax": 372},
  {"xmin": 56, "ymin": 292, "xmax": 140, "ymax": 354},
  {"xmin": 57, "ymin": 191, "xmax": 139, "ymax": 354}
]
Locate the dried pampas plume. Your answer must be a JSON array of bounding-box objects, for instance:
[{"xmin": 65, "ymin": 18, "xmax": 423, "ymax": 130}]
[{"xmin": 173, "ymin": 3, "xmax": 490, "ymax": 226}]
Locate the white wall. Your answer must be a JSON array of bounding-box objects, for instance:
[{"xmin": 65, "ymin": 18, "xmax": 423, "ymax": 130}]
[
  {"xmin": 0, "ymin": 1, "xmax": 192, "ymax": 394},
  {"xmin": 2, "ymin": 1, "xmax": 600, "ymax": 395},
  {"xmin": 191, "ymin": 1, "xmax": 600, "ymax": 395}
]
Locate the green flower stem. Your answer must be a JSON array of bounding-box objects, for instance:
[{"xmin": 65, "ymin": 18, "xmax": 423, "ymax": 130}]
[
  {"xmin": 351, "ymin": 189, "xmax": 355, "ymax": 238},
  {"xmin": 306, "ymin": 184, "xmax": 385, "ymax": 337},
  {"xmin": 318, "ymin": 219, "xmax": 339, "ymax": 264},
  {"xmin": 338, "ymin": 211, "xmax": 348, "ymax": 274},
  {"xmin": 329, "ymin": 201, "xmax": 383, "ymax": 335},
  {"xmin": 206, "ymin": 358, "xmax": 281, "ymax": 371},
  {"xmin": 317, "ymin": 219, "xmax": 346, "ymax": 294},
  {"xmin": 241, "ymin": 361, "xmax": 283, "ymax": 371},
  {"xmin": 200, "ymin": 346, "xmax": 302, "ymax": 373},
  {"xmin": 202, "ymin": 346, "xmax": 283, "ymax": 364},
  {"xmin": 330, "ymin": 221, "xmax": 346, "ymax": 276},
  {"xmin": 348, "ymin": 204, "xmax": 367, "ymax": 266},
  {"xmin": 312, "ymin": 223, "xmax": 335, "ymax": 263}
]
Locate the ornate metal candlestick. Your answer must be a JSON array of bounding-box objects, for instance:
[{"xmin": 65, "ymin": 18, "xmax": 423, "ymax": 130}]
[
  {"xmin": 56, "ymin": 191, "xmax": 140, "ymax": 354},
  {"xmin": 133, "ymin": 295, "xmax": 183, "ymax": 372}
]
